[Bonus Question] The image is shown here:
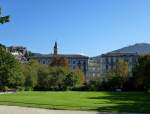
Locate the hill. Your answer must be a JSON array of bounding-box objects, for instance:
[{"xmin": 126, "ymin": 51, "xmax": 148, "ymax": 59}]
[{"xmin": 110, "ymin": 43, "xmax": 150, "ymax": 55}]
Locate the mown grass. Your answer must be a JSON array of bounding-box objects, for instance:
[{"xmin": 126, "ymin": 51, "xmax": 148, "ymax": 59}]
[{"xmin": 0, "ymin": 91, "xmax": 149, "ymax": 113}]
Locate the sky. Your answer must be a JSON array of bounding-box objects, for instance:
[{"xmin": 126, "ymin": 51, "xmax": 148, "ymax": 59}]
[{"xmin": 0, "ymin": 0, "xmax": 150, "ymax": 57}]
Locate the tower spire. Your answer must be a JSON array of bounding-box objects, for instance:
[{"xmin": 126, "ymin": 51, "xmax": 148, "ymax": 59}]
[{"xmin": 54, "ymin": 41, "xmax": 58, "ymax": 56}]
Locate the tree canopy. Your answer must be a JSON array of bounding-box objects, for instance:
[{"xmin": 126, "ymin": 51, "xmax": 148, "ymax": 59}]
[
  {"xmin": 0, "ymin": 8, "xmax": 10, "ymax": 24},
  {"xmin": 0, "ymin": 46, "xmax": 24, "ymax": 89},
  {"xmin": 132, "ymin": 55, "xmax": 150, "ymax": 90}
]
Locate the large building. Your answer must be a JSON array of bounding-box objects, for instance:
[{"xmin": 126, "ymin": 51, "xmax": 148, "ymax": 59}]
[
  {"xmin": 87, "ymin": 57, "xmax": 101, "ymax": 80},
  {"xmin": 30, "ymin": 42, "xmax": 89, "ymax": 77},
  {"xmin": 100, "ymin": 52, "xmax": 139, "ymax": 76},
  {"xmin": 7, "ymin": 43, "xmax": 141, "ymax": 81}
]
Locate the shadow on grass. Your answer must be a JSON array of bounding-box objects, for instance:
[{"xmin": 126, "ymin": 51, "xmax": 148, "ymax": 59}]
[{"xmin": 88, "ymin": 92, "xmax": 150, "ymax": 113}]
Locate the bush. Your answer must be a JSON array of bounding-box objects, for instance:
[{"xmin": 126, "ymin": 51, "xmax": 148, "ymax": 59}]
[
  {"xmin": 0, "ymin": 86, "xmax": 8, "ymax": 92},
  {"xmin": 35, "ymin": 66, "xmax": 85, "ymax": 91},
  {"xmin": 16, "ymin": 86, "xmax": 25, "ymax": 91},
  {"xmin": 86, "ymin": 79, "xmax": 102, "ymax": 91}
]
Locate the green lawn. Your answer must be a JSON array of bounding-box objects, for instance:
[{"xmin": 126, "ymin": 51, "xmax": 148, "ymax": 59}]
[{"xmin": 0, "ymin": 91, "xmax": 150, "ymax": 113}]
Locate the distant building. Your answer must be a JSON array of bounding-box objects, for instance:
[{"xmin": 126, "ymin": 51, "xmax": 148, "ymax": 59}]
[
  {"xmin": 8, "ymin": 46, "xmax": 28, "ymax": 63},
  {"xmin": 87, "ymin": 57, "xmax": 101, "ymax": 80},
  {"xmin": 101, "ymin": 52, "xmax": 139, "ymax": 76},
  {"xmin": 7, "ymin": 43, "xmax": 141, "ymax": 80},
  {"xmin": 30, "ymin": 42, "xmax": 89, "ymax": 78}
]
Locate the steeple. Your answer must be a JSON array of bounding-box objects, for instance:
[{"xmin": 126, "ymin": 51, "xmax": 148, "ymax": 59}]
[{"xmin": 54, "ymin": 41, "xmax": 58, "ymax": 56}]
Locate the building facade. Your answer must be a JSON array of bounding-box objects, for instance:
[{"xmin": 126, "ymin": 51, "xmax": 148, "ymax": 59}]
[
  {"xmin": 87, "ymin": 57, "xmax": 101, "ymax": 80},
  {"xmin": 30, "ymin": 42, "xmax": 89, "ymax": 77},
  {"xmin": 7, "ymin": 43, "xmax": 140, "ymax": 80},
  {"xmin": 101, "ymin": 52, "xmax": 139, "ymax": 76}
]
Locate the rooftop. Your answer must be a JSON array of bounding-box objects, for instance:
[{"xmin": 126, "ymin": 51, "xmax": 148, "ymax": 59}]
[
  {"xmin": 102, "ymin": 52, "xmax": 138, "ymax": 57},
  {"xmin": 31, "ymin": 53, "xmax": 89, "ymax": 59}
]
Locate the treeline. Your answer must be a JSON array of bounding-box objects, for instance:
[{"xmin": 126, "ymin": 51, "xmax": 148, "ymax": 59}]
[
  {"xmin": 0, "ymin": 45, "xmax": 84, "ymax": 91},
  {"xmin": 22, "ymin": 60, "xmax": 84, "ymax": 91},
  {"xmin": 0, "ymin": 44, "xmax": 150, "ymax": 92},
  {"xmin": 80, "ymin": 56, "xmax": 150, "ymax": 91}
]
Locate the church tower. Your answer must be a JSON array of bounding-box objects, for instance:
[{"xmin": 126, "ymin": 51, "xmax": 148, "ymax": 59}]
[{"xmin": 53, "ymin": 41, "xmax": 58, "ymax": 56}]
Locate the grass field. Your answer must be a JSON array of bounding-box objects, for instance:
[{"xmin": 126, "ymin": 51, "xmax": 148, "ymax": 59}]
[{"xmin": 0, "ymin": 91, "xmax": 150, "ymax": 113}]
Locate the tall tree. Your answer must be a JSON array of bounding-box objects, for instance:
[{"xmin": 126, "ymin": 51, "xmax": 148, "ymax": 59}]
[
  {"xmin": 107, "ymin": 60, "xmax": 129, "ymax": 89},
  {"xmin": 115, "ymin": 60, "xmax": 129, "ymax": 82},
  {"xmin": 132, "ymin": 55, "xmax": 150, "ymax": 90},
  {"xmin": 22, "ymin": 59, "xmax": 39, "ymax": 90},
  {"xmin": 50, "ymin": 56, "xmax": 68, "ymax": 67},
  {"xmin": 0, "ymin": 47, "xmax": 24, "ymax": 88},
  {"xmin": 0, "ymin": 43, "xmax": 6, "ymax": 49}
]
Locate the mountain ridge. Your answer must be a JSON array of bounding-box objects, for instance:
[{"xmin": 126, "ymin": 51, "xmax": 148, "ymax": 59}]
[
  {"xmin": 110, "ymin": 43, "xmax": 150, "ymax": 55},
  {"xmin": 93, "ymin": 43, "xmax": 150, "ymax": 58}
]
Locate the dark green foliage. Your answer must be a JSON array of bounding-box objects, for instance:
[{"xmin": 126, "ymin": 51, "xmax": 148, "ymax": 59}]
[
  {"xmin": 0, "ymin": 44, "xmax": 6, "ymax": 49},
  {"xmin": 0, "ymin": 8, "xmax": 10, "ymax": 24},
  {"xmin": 35, "ymin": 66, "xmax": 84, "ymax": 91},
  {"xmin": 21, "ymin": 60, "xmax": 39, "ymax": 90},
  {"xmin": 100, "ymin": 60, "xmax": 129, "ymax": 91},
  {"xmin": 0, "ymin": 15, "xmax": 10, "ymax": 24},
  {"xmin": 132, "ymin": 55, "xmax": 150, "ymax": 91},
  {"xmin": 86, "ymin": 78, "xmax": 102, "ymax": 91},
  {"xmin": 64, "ymin": 73, "xmax": 75, "ymax": 88},
  {"xmin": 0, "ymin": 47, "xmax": 24, "ymax": 89},
  {"xmin": 36, "ymin": 65, "xmax": 49, "ymax": 90},
  {"xmin": 106, "ymin": 76, "xmax": 122, "ymax": 90}
]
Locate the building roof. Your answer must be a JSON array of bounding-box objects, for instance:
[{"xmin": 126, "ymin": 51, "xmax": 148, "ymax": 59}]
[
  {"xmin": 101, "ymin": 52, "xmax": 138, "ymax": 57},
  {"xmin": 8, "ymin": 46, "xmax": 27, "ymax": 50},
  {"xmin": 30, "ymin": 53, "xmax": 89, "ymax": 59}
]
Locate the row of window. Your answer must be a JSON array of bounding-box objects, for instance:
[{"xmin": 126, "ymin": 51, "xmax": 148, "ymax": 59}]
[
  {"xmin": 38, "ymin": 59, "xmax": 87, "ymax": 65},
  {"xmin": 103, "ymin": 57, "xmax": 137, "ymax": 64},
  {"xmin": 38, "ymin": 59, "xmax": 88, "ymax": 71},
  {"xmin": 88, "ymin": 67, "xmax": 100, "ymax": 71},
  {"xmin": 88, "ymin": 73, "xmax": 101, "ymax": 77}
]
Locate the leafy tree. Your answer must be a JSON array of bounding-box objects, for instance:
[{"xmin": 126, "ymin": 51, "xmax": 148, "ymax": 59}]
[
  {"xmin": 22, "ymin": 59, "xmax": 39, "ymax": 90},
  {"xmin": 87, "ymin": 77, "xmax": 102, "ymax": 91},
  {"xmin": 36, "ymin": 65, "xmax": 49, "ymax": 90},
  {"xmin": 49, "ymin": 67, "xmax": 68, "ymax": 90},
  {"xmin": 73, "ymin": 68, "xmax": 85, "ymax": 85},
  {"xmin": 0, "ymin": 8, "xmax": 10, "ymax": 24},
  {"xmin": 132, "ymin": 55, "xmax": 150, "ymax": 90},
  {"xmin": 50, "ymin": 56, "xmax": 68, "ymax": 67},
  {"xmin": 113, "ymin": 60, "xmax": 128, "ymax": 78},
  {"xmin": 0, "ymin": 47, "xmax": 24, "ymax": 89},
  {"xmin": 64, "ymin": 73, "xmax": 74, "ymax": 88},
  {"xmin": 35, "ymin": 66, "xmax": 85, "ymax": 91},
  {"xmin": 105, "ymin": 60, "xmax": 129, "ymax": 90},
  {"xmin": 0, "ymin": 43, "xmax": 6, "ymax": 49},
  {"xmin": 64, "ymin": 70, "xmax": 83, "ymax": 89}
]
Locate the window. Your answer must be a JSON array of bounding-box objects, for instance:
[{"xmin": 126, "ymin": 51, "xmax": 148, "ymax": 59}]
[
  {"xmin": 113, "ymin": 57, "xmax": 116, "ymax": 63},
  {"xmin": 92, "ymin": 73, "xmax": 95, "ymax": 77},
  {"xmin": 43, "ymin": 60, "xmax": 46, "ymax": 64},
  {"xmin": 108, "ymin": 57, "xmax": 111, "ymax": 63},
  {"xmin": 92, "ymin": 67, "xmax": 95, "ymax": 71},
  {"xmin": 73, "ymin": 60, "xmax": 76, "ymax": 64},
  {"xmin": 68, "ymin": 60, "xmax": 71, "ymax": 64},
  {"xmin": 106, "ymin": 64, "xmax": 108, "ymax": 70}
]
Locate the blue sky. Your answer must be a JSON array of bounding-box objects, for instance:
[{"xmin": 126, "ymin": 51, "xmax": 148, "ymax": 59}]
[{"xmin": 0, "ymin": 0, "xmax": 150, "ymax": 56}]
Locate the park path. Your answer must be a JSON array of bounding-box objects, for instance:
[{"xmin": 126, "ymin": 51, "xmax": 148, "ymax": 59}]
[{"xmin": 0, "ymin": 105, "xmax": 145, "ymax": 114}]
